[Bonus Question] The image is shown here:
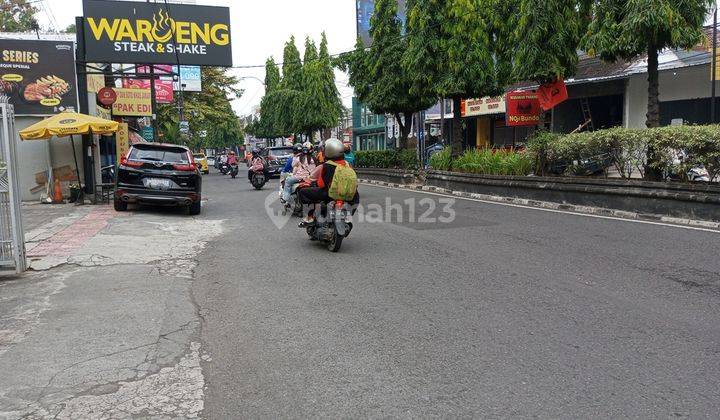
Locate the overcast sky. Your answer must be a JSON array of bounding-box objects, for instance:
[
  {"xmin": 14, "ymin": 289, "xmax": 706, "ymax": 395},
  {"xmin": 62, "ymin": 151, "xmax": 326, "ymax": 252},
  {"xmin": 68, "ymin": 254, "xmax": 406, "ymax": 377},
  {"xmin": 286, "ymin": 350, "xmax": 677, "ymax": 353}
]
[{"xmin": 34, "ymin": 0, "xmax": 357, "ymax": 117}]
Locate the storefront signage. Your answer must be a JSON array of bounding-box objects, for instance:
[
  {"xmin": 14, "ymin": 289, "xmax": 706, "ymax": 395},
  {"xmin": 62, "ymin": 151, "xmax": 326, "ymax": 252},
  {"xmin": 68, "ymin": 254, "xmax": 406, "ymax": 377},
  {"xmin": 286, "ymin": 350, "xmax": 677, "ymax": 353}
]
[
  {"xmin": 122, "ymin": 65, "xmax": 174, "ymax": 103},
  {"xmin": 82, "ymin": 0, "xmax": 232, "ymax": 66},
  {"xmin": 116, "ymin": 123, "xmax": 130, "ymax": 164},
  {"xmin": 111, "ymin": 87, "xmax": 152, "ymax": 116},
  {"xmin": 505, "ymin": 91, "xmax": 542, "ymax": 127},
  {"xmin": 0, "ymin": 39, "xmax": 78, "ymax": 115},
  {"xmin": 97, "ymin": 87, "xmax": 117, "ymax": 106},
  {"xmin": 461, "ymin": 96, "xmax": 506, "ymax": 117},
  {"xmin": 172, "ymin": 65, "xmax": 201, "ymax": 92}
]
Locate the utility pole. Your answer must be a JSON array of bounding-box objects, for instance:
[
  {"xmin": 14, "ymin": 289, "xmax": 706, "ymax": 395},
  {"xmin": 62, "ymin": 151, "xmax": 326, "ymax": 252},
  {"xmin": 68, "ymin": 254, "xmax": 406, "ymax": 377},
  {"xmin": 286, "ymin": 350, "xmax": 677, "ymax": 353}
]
[
  {"xmin": 149, "ymin": 65, "xmax": 158, "ymax": 142},
  {"xmin": 439, "ymin": 98, "xmax": 445, "ymax": 144},
  {"xmin": 712, "ymin": 3, "xmax": 718, "ymax": 124}
]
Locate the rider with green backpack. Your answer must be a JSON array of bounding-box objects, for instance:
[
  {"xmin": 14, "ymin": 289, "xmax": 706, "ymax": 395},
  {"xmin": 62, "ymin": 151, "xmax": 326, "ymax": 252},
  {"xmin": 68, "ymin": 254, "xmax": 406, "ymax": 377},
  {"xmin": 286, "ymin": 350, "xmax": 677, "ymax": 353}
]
[{"xmin": 298, "ymin": 138, "xmax": 359, "ymax": 227}]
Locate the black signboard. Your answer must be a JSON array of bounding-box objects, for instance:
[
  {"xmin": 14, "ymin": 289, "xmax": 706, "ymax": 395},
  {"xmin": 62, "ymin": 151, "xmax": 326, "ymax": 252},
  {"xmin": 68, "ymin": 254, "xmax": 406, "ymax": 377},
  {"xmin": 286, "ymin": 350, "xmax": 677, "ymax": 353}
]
[
  {"xmin": 82, "ymin": 0, "xmax": 233, "ymax": 67},
  {"xmin": 0, "ymin": 39, "xmax": 78, "ymax": 116}
]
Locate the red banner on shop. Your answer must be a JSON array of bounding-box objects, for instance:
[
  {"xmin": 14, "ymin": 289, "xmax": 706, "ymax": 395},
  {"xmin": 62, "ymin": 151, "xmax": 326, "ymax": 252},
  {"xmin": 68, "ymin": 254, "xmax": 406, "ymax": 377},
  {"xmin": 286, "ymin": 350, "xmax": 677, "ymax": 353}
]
[
  {"xmin": 122, "ymin": 65, "xmax": 174, "ymax": 104},
  {"xmin": 505, "ymin": 91, "xmax": 542, "ymax": 126},
  {"xmin": 537, "ymin": 79, "xmax": 568, "ymax": 111}
]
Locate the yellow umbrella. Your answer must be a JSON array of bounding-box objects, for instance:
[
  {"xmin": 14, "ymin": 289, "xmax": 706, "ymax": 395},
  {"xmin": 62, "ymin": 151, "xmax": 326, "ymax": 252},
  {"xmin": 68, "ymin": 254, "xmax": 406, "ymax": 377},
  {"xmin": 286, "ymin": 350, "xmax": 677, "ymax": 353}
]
[
  {"xmin": 19, "ymin": 112, "xmax": 119, "ymax": 140},
  {"xmin": 18, "ymin": 112, "xmax": 120, "ymax": 202}
]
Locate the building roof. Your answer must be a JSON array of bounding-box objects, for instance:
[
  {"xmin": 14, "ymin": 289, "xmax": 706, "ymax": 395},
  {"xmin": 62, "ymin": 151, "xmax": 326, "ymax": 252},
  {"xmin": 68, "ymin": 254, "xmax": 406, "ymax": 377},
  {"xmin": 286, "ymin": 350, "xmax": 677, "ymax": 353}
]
[
  {"xmin": 0, "ymin": 32, "xmax": 75, "ymax": 42},
  {"xmin": 569, "ymin": 25, "xmax": 716, "ymax": 85}
]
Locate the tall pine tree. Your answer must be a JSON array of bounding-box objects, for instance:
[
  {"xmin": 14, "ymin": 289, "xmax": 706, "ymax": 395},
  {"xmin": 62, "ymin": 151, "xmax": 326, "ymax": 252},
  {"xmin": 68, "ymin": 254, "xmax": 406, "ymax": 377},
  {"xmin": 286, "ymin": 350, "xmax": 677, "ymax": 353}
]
[
  {"xmin": 405, "ymin": 0, "xmax": 500, "ymax": 156},
  {"xmin": 363, "ymin": 0, "xmax": 434, "ymax": 149}
]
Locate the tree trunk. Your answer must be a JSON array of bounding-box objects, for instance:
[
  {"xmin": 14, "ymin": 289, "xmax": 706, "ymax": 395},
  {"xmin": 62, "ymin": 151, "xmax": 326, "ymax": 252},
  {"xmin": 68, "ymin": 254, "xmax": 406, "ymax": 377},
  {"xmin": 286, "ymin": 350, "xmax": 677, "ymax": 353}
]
[
  {"xmin": 403, "ymin": 113, "xmax": 413, "ymax": 149},
  {"xmin": 451, "ymin": 96, "xmax": 463, "ymax": 157},
  {"xmin": 645, "ymin": 44, "xmax": 663, "ymax": 181},
  {"xmin": 394, "ymin": 112, "xmax": 411, "ymax": 149}
]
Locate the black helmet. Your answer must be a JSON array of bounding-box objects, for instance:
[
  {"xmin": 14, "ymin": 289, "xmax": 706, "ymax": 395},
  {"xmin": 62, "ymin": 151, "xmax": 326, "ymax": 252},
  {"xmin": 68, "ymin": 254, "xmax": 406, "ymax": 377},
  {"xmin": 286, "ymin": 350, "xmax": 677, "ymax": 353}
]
[
  {"xmin": 251, "ymin": 148, "xmax": 260, "ymax": 156},
  {"xmin": 293, "ymin": 143, "xmax": 303, "ymax": 154}
]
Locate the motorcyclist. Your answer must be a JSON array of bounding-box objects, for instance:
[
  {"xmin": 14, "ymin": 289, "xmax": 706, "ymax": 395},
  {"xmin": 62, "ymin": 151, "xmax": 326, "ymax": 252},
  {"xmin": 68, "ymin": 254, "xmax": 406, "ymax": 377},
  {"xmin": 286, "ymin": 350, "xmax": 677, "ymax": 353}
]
[
  {"xmin": 315, "ymin": 141, "xmax": 325, "ymax": 164},
  {"xmin": 343, "ymin": 140, "xmax": 355, "ymax": 167},
  {"xmin": 298, "ymin": 139, "xmax": 359, "ymax": 227},
  {"xmin": 227, "ymin": 151, "xmax": 238, "ymax": 166},
  {"xmin": 281, "ymin": 142, "xmax": 317, "ymax": 204},
  {"xmin": 280, "ymin": 143, "xmax": 304, "ymax": 197},
  {"xmin": 248, "ymin": 148, "xmax": 268, "ymax": 181}
]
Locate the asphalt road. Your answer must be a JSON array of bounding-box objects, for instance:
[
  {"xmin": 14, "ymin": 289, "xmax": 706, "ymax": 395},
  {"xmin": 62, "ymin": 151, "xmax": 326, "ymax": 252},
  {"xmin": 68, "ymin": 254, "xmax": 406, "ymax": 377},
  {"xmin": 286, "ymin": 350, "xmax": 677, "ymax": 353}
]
[{"xmin": 193, "ymin": 170, "xmax": 720, "ymax": 418}]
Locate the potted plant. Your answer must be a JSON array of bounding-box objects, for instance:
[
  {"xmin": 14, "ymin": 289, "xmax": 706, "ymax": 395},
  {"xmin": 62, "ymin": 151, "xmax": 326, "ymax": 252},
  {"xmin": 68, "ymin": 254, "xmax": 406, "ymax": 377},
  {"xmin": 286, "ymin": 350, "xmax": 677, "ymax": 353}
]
[{"xmin": 68, "ymin": 183, "xmax": 82, "ymax": 203}]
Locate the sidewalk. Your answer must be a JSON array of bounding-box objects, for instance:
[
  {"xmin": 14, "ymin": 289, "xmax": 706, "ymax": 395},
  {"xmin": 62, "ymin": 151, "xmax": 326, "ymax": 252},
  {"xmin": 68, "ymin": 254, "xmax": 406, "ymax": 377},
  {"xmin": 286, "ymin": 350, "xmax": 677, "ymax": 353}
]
[{"xmin": 0, "ymin": 203, "xmax": 224, "ymax": 418}]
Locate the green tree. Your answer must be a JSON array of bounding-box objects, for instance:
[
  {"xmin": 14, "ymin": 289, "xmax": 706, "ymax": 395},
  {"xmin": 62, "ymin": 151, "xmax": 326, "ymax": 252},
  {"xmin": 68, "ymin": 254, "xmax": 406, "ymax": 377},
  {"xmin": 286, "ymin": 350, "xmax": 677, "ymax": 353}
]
[
  {"xmin": 0, "ymin": 0, "xmax": 39, "ymax": 32},
  {"xmin": 158, "ymin": 67, "xmax": 243, "ymax": 150},
  {"xmin": 317, "ymin": 32, "xmax": 343, "ymax": 139},
  {"xmin": 405, "ymin": 0, "xmax": 501, "ymax": 156},
  {"xmin": 583, "ymin": 0, "xmax": 713, "ymax": 179},
  {"xmin": 280, "ymin": 36, "xmax": 304, "ymax": 91},
  {"xmin": 255, "ymin": 57, "xmax": 283, "ymax": 139},
  {"xmin": 63, "ymin": 23, "xmax": 76, "ymax": 33},
  {"xmin": 512, "ymin": 0, "xmax": 589, "ymax": 84},
  {"xmin": 345, "ymin": 0, "xmax": 435, "ymax": 149}
]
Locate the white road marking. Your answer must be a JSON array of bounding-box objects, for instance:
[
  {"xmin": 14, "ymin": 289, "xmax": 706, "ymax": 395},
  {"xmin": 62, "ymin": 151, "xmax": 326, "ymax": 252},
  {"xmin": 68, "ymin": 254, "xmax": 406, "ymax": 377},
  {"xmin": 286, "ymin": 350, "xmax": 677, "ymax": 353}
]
[{"xmin": 361, "ymin": 183, "xmax": 720, "ymax": 234}]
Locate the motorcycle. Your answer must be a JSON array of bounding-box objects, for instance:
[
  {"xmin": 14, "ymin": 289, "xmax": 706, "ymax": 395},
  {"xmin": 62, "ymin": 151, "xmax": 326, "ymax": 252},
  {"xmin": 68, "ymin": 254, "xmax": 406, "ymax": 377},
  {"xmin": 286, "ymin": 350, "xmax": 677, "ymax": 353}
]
[
  {"xmin": 250, "ymin": 167, "xmax": 267, "ymax": 190},
  {"xmin": 229, "ymin": 163, "xmax": 239, "ymax": 179},
  {"xmin": 304, "ymin": 200, "xmax": 353, "ymax": 253},
  {"xmin": 283, "ymin": 184, "xmax": 305, "ymax": 217},
  {"xmin": 219, "ymin": 162, "xmax": 230, "ymax": 175},
  {"xmin": 666, "ymin": 150, "xmax": 711, "ymax": 182}
]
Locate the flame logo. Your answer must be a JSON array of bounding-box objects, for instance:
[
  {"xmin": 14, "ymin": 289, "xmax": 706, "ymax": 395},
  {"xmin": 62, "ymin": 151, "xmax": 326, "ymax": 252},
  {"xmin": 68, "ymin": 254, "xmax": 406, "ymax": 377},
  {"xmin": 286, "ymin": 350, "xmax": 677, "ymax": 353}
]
[{"xmin": 151, "ymin": 9, "xmax": 175, "ymax": 43}]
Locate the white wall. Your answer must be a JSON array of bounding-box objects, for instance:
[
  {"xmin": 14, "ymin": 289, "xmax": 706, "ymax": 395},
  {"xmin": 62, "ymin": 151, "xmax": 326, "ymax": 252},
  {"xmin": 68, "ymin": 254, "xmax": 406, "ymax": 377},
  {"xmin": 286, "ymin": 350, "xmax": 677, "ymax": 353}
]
[
  {"xmin": 625, "ymin": 64, "xmax": 719, "ymax": 128},
  {"xmin": 15, "ymin": 116, "xmax": 84, "ymax": 202}
]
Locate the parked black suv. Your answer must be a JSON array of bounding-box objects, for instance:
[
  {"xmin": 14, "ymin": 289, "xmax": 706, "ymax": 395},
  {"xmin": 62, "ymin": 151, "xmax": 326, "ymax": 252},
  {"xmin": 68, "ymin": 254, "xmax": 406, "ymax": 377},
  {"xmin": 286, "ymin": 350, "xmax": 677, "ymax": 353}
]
[
  {"xmin": 114, "ymin": 143, "xmax": 202, "ymax": 215},
  {"xmin": 263, "ymin": 146, "xmax": 294, "ymax": 178}
]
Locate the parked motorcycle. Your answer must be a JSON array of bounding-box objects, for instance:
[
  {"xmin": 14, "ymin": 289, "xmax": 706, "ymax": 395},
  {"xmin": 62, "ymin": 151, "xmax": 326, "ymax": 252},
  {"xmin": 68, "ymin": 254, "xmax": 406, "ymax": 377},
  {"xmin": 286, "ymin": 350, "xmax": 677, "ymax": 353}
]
[
  {"xmin": 304, "ymin": 201, "xmax": 353, "ymax": 252},
  {"xmin": 666, "ymin": 150, "xmax": 711, "ymax": 182}
]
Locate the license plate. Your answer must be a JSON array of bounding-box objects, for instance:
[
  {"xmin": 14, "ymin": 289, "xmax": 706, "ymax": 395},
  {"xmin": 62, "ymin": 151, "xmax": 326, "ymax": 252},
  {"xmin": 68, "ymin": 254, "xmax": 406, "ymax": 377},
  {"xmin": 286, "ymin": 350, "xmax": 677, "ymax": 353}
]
[{"xmin": 143, "ymin": 178, "xmax": 172, "ymax": 190}]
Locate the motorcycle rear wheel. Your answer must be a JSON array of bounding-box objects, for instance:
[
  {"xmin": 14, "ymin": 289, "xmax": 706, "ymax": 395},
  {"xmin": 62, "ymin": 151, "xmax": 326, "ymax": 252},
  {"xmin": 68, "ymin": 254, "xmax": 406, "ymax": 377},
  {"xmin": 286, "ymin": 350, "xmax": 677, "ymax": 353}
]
[{"xmin": 327, "ymin": 230, "xmax": 343, "ymax": 252}]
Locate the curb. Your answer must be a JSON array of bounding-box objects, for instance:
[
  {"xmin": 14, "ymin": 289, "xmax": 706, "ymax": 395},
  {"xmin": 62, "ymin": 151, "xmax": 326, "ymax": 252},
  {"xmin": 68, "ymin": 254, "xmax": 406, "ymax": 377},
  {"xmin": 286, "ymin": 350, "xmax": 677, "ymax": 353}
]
[{"xmin": 358, "ymin": 179, "xmax": 720, "ymax": 230}]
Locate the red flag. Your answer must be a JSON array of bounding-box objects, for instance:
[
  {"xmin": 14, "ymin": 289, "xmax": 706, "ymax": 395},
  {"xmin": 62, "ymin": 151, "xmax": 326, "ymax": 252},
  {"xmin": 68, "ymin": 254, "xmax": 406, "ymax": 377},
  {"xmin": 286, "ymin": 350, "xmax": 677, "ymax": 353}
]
[{"xmin": 537, "ymin": 79, "xmax": 568, "ymax": 111}]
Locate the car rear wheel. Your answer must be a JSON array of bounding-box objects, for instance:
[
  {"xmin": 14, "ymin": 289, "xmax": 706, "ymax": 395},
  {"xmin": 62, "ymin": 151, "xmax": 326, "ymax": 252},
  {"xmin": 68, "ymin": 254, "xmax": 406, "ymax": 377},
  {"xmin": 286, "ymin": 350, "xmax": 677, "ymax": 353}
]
[
  {"xmin": 188, "ymin": 200, "xmax": 201, "ymax": 216},
  {"xmin": 114, "ymin": 199, "xmax": 127, "ymax": 212}
]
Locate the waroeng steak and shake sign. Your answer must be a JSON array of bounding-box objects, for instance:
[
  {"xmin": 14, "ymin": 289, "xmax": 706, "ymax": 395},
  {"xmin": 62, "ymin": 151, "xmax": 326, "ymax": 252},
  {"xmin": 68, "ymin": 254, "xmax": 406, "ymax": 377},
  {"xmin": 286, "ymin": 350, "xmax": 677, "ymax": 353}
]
[{"xmin": 82, "ymin": 0, "xmax": 232, "ymax": 66}]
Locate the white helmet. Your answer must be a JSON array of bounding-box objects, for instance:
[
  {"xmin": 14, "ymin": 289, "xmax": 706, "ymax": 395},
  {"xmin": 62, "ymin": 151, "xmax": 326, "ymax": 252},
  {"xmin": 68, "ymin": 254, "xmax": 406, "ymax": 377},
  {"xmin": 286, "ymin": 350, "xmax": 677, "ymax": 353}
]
[{"xmin": 324, "ymin": 138, "xmax": 344, "ymax": 159}]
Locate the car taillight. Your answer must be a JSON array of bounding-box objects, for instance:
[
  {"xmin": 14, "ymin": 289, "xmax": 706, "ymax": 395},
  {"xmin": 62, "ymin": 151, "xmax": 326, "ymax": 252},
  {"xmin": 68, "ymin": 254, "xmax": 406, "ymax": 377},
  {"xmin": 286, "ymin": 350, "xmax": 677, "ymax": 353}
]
[
  {"xmin": 120, "ymin": 153, "xmax": 143, "ymax": 168},
  {"xmin": 174, "ymin": 152, "xmax": 197, "ymax": 171}
]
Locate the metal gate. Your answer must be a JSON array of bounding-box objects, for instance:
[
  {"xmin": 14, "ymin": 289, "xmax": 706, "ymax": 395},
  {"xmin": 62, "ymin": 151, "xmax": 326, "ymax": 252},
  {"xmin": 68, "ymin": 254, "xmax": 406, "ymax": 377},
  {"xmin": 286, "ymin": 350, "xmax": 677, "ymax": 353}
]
[{"xmin": 0, "ymin": 98, "xmax": 26, "ymax": 273}]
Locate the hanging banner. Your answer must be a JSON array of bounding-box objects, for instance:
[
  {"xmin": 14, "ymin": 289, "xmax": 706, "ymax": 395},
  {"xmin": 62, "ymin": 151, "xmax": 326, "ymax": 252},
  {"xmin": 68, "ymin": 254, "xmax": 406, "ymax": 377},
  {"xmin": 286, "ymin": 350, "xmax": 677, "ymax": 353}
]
[
  {"xmin": 86, "ymin": 64, "xmax": 105, "ymax": 94},
  {"xmin": 111, "ymin": 88, "xmax": 152, "ymax": 116},
  {"xmin": 462, "ymin": 96, "xmax": 506, "ymax": 117},
  {"xmin": 537, "ymin": 79, "xmax": 569, "ymax": 111},
  {"xmin": 116, "ymin": 123, "xmax": 130, "ymax": 164},
  {"xmin": 82, "ymin": 0, "xmax": 232, "ymax": 66},
  {"xmin": 122, "ymin": 65, "xmax": 174, "ymax": 103},
  {"xmin": 0, "ymin": 39, "xmax": 78, "ymax": 115},
  {"xmin": 506, "ymin": 91, "xmax": 542, "ymax": 127}
]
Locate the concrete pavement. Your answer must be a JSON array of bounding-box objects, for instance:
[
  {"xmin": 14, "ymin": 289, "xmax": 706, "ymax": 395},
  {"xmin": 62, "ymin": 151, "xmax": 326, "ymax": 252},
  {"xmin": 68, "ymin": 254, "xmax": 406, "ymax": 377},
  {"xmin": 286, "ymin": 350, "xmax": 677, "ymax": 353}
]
[{"xmin": 1, "ymin": 171, "xmax": 719, "ymax": 418}]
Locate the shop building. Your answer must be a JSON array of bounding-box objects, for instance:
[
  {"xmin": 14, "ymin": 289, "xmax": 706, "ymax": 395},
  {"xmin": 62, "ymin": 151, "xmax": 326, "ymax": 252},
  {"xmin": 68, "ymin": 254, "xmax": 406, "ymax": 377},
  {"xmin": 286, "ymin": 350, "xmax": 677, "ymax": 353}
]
[
  {"xmin": 352, "ymin": 97, "xmax": 387, "ymax": 151},
  {"xmin": 460, "ymin": 26, "xmax": 718, "ymax": 148}
]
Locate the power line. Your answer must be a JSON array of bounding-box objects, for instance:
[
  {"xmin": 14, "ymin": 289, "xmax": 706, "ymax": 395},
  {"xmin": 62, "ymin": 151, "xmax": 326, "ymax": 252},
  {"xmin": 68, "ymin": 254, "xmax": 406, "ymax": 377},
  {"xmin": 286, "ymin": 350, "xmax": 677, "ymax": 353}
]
[{"xmin": 230, "ymin": 4, "xmax": 480, "ymax": 70}]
